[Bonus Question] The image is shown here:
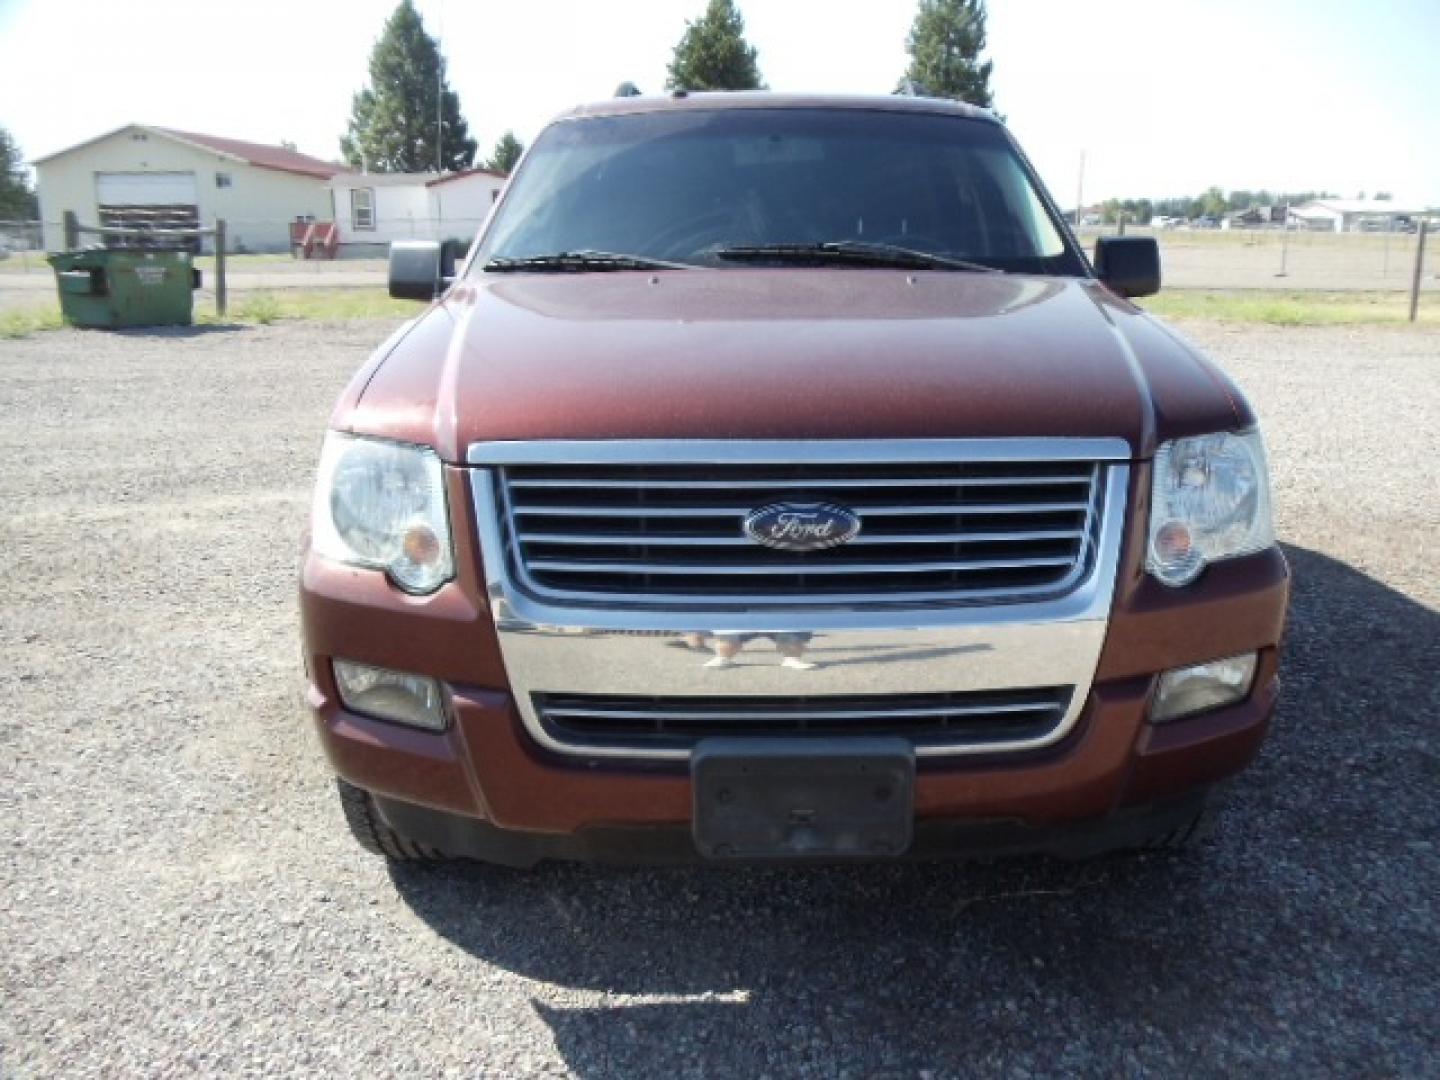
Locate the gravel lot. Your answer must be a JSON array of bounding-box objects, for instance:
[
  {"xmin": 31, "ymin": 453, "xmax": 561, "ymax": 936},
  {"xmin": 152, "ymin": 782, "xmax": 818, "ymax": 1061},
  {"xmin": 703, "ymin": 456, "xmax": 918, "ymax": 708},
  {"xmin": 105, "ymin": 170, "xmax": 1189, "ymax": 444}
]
[{"xmin": 2, "ymin": 318, "xmax": 1437, "ymax": 1077}]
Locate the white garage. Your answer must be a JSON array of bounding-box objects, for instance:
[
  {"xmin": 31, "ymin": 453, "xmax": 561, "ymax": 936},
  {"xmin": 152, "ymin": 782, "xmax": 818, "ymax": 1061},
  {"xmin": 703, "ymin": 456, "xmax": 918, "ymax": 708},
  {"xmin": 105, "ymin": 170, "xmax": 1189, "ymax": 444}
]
[{"xmin": 33, "ymin": 124, "xmax": 339, "ymax": 253}]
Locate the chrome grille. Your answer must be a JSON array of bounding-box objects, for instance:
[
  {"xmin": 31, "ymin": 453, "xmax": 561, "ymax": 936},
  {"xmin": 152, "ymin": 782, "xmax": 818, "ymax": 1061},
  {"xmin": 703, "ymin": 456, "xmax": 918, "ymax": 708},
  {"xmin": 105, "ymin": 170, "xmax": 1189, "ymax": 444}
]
[
  {"xmin": 535, "ymin": 688, "xmax": 1074, "ymax": 754},
  {"xmin": 488, "ymin": 453, "xmax": 1109, "ymax": 607}
]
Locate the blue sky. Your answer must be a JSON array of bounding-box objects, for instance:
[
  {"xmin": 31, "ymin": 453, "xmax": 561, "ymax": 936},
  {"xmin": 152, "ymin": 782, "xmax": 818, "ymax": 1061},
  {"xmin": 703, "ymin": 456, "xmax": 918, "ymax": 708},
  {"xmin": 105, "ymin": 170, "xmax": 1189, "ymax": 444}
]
[{"xmin": 2, "ymin": 0, "xmax": 1437, "ymax": 206}]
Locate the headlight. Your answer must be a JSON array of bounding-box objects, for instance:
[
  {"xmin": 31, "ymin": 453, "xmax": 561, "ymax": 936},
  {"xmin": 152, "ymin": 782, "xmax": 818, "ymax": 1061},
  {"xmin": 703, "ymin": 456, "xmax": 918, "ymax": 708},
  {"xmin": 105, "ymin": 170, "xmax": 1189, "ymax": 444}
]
[
  {"xmin": 311, "ymin": 432, "xmax": 454, "ymax": 594},
  {"xmin": 1147, "ymin": 429, "xmax": 1274, "ymax": 586}
]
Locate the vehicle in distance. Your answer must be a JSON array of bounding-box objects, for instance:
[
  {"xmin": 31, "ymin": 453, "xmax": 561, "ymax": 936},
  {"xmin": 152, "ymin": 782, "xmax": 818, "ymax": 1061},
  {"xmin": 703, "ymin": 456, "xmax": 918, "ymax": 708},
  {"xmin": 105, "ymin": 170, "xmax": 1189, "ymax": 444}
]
[{"xmin": 301, "ymin": 93, "xmax": 1289, "ymax": 866}]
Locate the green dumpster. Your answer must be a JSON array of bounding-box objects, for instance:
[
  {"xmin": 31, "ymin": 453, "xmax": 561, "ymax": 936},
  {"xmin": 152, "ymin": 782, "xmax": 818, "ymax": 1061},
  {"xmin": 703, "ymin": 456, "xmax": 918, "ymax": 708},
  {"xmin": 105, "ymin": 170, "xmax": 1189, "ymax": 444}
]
[{"xmin": 47, "ymin": 248, "xmax": 197, "ymax": 328}]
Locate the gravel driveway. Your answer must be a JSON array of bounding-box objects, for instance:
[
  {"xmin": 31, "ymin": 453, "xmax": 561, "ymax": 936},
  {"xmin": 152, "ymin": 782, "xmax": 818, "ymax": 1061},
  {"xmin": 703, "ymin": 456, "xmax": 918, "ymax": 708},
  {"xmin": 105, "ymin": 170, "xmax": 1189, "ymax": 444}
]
[{"xmin": 2, "ymin": 319, "xmax": 1437, "ymax": 1077}]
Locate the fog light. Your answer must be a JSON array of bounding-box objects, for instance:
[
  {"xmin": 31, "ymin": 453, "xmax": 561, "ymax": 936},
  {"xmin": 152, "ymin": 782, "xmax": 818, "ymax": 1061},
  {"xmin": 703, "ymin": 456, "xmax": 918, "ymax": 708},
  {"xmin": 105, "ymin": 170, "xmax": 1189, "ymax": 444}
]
[
  {"xmin": 1151, "ymin": 652, "xmax": 1258, "ymax": 723},
  {"xmin": 333, "ymin": 660, "xmax": 447, "ymax": 731}
]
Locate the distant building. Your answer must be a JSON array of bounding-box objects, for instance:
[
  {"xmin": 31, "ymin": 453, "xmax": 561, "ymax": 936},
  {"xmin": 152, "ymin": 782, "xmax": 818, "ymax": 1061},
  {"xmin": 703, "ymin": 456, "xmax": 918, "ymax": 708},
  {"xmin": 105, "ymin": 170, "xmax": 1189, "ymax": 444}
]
[
  {"xmin": 33, "ymin": 124, "xmax": 339, "ymax": 253},
  {"xmin": 327, "ymin": 169, "xmax": 507, "ymax": 255},
  {"xmin": 1221, "ymin": 207, "xmax": 1283, "ymax": 230},
  {"xmin": 1287, "ymin": 199, "xmax": 1422, "ymax": 233}
]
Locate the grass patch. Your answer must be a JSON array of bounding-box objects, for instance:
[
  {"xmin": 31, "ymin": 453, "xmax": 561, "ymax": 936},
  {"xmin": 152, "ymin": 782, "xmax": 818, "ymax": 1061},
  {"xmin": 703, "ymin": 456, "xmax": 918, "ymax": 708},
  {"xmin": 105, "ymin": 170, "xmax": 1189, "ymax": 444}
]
[
  {"xmin": 199, "ymin": 288, "xmax": 417, "ymax": 324},
  {"xmin": 229, "ymin": 292, "xmax": 282, "ymax": 325},
  {"xmin": 0, "ymin": 302, "xmax": 64, "ymax": 339},
  {"xmin": 1143, "ymin": 289, "xmax": 1437, "ymax": 326},
  {"xmin": 0, "ymin": 288, "xmax": 416, "ymax": 339}
]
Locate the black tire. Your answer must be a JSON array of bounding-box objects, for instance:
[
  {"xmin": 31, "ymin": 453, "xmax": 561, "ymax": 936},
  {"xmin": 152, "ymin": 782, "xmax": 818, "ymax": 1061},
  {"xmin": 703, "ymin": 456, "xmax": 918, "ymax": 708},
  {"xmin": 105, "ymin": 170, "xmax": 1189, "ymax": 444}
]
[{"xmin": 334, "ymin": 779, "xmax": 447, "ymax": 862}]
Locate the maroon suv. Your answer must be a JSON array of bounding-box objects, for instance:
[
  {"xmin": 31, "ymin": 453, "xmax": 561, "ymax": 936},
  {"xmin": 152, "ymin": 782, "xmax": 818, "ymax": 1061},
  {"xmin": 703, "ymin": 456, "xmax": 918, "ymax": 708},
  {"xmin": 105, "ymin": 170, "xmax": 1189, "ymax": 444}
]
[{"xmin": 300, "ymin": 93, "xmax": 1289, "ymax": 865}]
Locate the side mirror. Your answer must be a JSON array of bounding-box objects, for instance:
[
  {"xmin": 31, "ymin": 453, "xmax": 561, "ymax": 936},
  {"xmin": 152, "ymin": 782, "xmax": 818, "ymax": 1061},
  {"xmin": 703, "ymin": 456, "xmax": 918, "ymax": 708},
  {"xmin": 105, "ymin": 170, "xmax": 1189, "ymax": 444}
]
[
  {"xmin": 1093, "ymin": 236, "xmax": 1161, "ymax": 298},
  {"xmin": 388, "ymin": 240, "xmax": 455, "ymax": 300}
]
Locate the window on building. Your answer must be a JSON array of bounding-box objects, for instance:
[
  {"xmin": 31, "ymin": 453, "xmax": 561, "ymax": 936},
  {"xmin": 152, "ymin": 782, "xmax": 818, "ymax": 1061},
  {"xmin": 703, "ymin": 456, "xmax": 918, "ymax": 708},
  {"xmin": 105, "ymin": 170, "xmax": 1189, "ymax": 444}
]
[
  {"xmin": 215, "ymin": 172, "xmax": 233, "ymax": 189},
  {"xmin": 352, "ymin": 188, "xmax": 375, "ymax": 231}
]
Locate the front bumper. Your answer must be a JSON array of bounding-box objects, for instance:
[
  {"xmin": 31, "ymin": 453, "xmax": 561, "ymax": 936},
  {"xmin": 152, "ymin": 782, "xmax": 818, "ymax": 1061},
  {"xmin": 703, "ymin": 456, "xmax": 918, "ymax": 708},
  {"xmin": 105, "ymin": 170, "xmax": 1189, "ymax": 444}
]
[{"xmin": 301, "ymin": 459, "xmax": 1290, "ymax": 858}]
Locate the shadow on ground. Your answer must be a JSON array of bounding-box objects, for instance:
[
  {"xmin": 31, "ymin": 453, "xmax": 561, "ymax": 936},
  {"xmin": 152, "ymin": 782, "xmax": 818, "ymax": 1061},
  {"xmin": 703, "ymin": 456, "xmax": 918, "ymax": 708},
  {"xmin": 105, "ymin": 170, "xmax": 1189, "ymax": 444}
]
[
  {"xmin": 391, "ymin": 543, "xmax": 1439, "ymax": 1076},
  {"xmin": 111, "ymin": 323, "xmax": 249, "ymax": 338}
]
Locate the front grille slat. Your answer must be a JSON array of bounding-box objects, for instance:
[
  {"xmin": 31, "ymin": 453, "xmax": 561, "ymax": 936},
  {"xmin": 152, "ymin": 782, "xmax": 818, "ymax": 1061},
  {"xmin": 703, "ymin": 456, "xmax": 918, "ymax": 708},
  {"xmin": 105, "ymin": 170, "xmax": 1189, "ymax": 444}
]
[
  {"xmin": 508, "ymin": 474, "xmax": 1094, "ymax": 490},
  {"xmin": 497, "ymin": 458, "xmax": 1104, "ymax": 607},
  {"xmin": 527, "ymin": 556, "xmax": 1077, "ymax": 576},
  {"xmin": 536, "ymin": 688, "xmax": 1074, "ymax": 752},
  {"xmin": 518, "ymin": 528, "xmax": 1087, "ymax": 547},
  {"xmin": 510, "ymin": 501, "xmax": 1093, "ymax": 518}
]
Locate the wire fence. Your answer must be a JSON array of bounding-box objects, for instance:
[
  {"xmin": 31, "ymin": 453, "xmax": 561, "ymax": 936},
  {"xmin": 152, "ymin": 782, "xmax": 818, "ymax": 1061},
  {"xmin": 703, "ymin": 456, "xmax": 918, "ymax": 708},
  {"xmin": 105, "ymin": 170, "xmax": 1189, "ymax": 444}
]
[{"xmin": 2, "ymin": 217, "xmax": 1435, "ymax": 297}]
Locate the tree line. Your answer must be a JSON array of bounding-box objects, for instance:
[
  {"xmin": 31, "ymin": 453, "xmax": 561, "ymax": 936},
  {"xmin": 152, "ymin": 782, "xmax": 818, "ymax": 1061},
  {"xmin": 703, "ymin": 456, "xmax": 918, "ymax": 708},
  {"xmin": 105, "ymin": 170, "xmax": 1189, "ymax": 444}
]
[
  {"xmin": 342, "ymin": 0, "xmax": 999, "ymax": 175},
  {"xmin": 1094, "ymin": 188, "xmax": 1357, "ymax": 225}
]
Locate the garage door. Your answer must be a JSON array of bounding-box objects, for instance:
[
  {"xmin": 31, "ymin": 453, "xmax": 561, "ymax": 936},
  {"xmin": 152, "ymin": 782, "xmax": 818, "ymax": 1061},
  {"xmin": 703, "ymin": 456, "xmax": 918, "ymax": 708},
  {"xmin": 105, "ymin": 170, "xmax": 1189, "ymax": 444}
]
[
  {"xmin": 96, "ymin": 172, "xmax": 200, "ymax": 251},
  {"xmin": 96, "ymin": 171, "xmax": 198, "ymax": 205}
]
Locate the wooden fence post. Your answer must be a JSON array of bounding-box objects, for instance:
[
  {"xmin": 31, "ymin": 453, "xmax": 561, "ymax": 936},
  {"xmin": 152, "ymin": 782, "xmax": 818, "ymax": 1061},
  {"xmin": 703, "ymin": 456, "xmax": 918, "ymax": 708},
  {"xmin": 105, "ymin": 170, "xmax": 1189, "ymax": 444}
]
[
  {"xmin": 214, "ymin": 219, "xmax": 227, "ymax": 317},
  {"xmin": 1410, "ymin": 220, "xmax": 1428, "ymax": 324},
  {"xmin": 63, "ymin": 210, "xmax": 78, "ymax": 251}
]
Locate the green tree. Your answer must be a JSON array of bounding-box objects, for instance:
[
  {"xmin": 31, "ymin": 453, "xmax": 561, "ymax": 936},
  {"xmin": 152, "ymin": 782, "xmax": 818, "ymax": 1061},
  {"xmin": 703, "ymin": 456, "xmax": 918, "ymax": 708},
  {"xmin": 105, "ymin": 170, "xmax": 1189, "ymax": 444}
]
[
  {"xmin": 666, "ymin": 0, "xmax": 765, "ymax": 92},
  {"xmin": 341, "ymin": 0, "xmax": 476, "ymax": 172},
  {"xmin": 484, "ymin": 131, "xmax": 525, "ymax": 175},
  {"xmin": 0, "ymin": 126, "xmax": 38, "ymax": 219},
  {"xmin": 898, "ymin": 0, "xmax": 997, "ymax": 111}
]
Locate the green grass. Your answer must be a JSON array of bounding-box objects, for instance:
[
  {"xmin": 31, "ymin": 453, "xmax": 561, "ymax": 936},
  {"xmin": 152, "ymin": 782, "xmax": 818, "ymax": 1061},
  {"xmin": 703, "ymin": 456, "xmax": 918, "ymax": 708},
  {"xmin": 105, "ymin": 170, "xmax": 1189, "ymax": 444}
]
[
  {"xmin": 0, "ymin": 288, "xmax": 419, "ymax": 338},
  {"xmin": 0, "ymin": 303, "xmax": 64, "ymax": 338},
  {"xmin": 1143, "ymin": 289, "xmax": 1437, "ymax": 326},
  {"xmin": 5, "ymin": 285, "xmax": 1434, "ymax": 340},
  {"xmin": 200, "ymin": 288, "xmax": 418, "ymax": 323}
]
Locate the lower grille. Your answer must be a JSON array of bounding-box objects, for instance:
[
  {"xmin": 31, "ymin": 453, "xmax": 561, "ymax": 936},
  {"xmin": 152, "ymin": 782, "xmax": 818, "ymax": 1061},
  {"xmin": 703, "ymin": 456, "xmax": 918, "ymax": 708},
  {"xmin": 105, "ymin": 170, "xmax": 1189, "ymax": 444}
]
[{"xmin": 534, "ymin": 687, "xmax": 1074, "ymax": 755}]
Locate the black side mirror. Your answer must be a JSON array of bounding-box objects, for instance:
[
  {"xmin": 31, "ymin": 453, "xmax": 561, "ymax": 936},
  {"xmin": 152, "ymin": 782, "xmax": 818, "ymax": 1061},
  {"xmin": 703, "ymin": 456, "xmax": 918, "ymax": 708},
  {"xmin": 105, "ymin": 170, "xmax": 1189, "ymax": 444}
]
[
  {"xmin": 1093, "ymin": 236, "xmax": 1161, "ymax": 298},
  {"xmin": 388, "ymin": 240, "xmax": 455, "ymax": 300}
]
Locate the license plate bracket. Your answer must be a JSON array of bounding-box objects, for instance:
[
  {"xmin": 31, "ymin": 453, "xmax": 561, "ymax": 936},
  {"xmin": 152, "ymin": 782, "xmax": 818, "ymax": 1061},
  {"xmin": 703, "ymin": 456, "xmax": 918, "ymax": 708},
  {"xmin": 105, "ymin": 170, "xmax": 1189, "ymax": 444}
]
[{"xmin": 692, "ymin": 737, "xmax": 915, "ymax": 860}]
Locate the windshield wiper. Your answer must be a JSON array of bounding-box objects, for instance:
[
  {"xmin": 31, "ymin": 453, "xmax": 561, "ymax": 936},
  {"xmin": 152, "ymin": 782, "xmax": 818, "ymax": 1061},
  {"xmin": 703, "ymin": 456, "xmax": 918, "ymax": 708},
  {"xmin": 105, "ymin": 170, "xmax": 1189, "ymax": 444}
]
[
  {"xmin": 714, "ymin": 241, "xmax": 1002, "ymax": 273},
  {"xmin": 483, "ymin": 250, "xmax": 691, "ymax": 273}
]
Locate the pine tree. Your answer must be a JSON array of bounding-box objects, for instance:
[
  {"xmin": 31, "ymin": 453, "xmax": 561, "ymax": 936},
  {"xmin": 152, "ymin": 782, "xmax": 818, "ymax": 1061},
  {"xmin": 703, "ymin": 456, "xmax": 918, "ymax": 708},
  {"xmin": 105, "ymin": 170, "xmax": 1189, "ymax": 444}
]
[
  {"xmin": 341, "ymin": 0, "xmax": 477, "ymax": 172},
  {"xmin": 484, "ymin": 131, "xmax": 525, "ymax": 175},
  {"xmin": 666, "ymin": 0, "xmax": 765, "ymax": 92},
  {"xmin": 0, "ymin": 126, "xmax": 38, "ymax": 219},
  {"xmin": 899, "ymin": 0, "xmax": 997, "ymax": 111}
]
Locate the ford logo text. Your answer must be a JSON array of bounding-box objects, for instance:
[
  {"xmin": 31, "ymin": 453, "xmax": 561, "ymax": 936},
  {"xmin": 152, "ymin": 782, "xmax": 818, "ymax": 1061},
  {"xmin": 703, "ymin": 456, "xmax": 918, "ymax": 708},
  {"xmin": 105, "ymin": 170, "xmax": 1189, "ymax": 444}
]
[{"xmin": 743, "ymin": 502, "xmax": 862, "ymax": 552}]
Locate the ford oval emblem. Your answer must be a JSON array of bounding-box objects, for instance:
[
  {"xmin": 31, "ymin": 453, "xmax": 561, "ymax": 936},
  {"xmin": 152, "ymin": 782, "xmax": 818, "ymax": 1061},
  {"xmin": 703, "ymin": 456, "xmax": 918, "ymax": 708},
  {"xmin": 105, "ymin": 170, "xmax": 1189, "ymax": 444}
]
[{"xmin": 743, "ymin": 502, "xmax": 862, "ymax": 552}]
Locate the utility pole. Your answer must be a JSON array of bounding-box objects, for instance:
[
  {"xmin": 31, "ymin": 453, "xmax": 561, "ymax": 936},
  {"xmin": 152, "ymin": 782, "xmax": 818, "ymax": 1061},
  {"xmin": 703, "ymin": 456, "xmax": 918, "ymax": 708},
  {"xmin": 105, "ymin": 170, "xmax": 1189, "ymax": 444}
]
[{"xmin": 1075, "ymin": 150, "xmax": 1086, "ymax": 228}]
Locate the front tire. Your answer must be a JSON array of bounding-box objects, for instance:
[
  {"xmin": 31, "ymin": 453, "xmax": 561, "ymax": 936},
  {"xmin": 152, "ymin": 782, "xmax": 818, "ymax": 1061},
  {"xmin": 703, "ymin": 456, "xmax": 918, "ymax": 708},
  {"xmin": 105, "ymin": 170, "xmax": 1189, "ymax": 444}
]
[{"xmin": 334, "ymin": 778, "xmax": 446, "ymax": 862}]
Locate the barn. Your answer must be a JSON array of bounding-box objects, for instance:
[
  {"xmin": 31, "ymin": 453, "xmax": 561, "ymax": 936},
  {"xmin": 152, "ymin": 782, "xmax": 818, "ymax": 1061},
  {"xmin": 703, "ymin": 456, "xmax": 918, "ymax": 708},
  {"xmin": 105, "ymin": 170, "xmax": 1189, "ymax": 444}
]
[{"xmin": 33, "ymin": 124, "xmax": 339, "ymax": 254}]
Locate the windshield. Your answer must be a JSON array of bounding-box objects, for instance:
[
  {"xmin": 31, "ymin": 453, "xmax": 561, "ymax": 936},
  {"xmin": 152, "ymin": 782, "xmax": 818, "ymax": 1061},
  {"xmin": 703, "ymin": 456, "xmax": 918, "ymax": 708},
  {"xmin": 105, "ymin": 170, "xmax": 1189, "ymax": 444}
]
[{"xmin": 476, "ymin": 107, "xmax": 1083, "ymax": 275}]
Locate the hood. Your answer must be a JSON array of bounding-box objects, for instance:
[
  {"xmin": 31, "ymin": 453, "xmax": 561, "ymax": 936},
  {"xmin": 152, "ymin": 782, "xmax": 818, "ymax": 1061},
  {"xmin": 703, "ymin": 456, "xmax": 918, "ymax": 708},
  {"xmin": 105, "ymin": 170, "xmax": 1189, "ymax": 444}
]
[{"xmin": 341, "ymin": 269, "xmax": 1250, "ymax": 462}]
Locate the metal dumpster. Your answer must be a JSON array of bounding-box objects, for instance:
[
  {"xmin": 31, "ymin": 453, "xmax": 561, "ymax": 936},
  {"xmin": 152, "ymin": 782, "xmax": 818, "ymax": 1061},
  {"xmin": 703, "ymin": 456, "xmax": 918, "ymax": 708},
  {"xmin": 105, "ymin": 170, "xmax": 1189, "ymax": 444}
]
[{"xmin": 47, "ymin": 248, "xmax": 197, "ymax": 328}]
